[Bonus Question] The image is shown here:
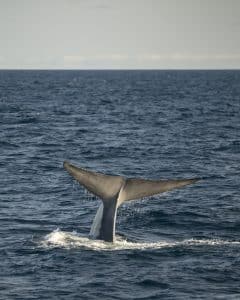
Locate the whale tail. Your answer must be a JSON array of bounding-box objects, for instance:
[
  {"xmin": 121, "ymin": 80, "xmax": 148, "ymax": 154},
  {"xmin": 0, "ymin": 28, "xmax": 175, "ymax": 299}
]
[
  {"xmin": 63, "ymin": 161, "xmax": 200, "ymax": 242},
  {"xmin": 63, "ymin": 161, "xmax": 125, "ymax": 201}
]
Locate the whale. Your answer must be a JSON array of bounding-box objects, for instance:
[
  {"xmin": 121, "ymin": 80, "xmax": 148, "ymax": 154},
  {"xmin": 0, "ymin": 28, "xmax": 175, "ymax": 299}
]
[{"xmin": 63, "ymin": 161, "xmax": 200, "ymax": 242}]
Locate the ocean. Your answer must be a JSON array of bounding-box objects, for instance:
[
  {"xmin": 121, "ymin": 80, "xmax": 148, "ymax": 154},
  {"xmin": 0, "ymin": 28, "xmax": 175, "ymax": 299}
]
[{"xmin": 0, "ymin": 70, "xmax": 240, "ymax": 299}]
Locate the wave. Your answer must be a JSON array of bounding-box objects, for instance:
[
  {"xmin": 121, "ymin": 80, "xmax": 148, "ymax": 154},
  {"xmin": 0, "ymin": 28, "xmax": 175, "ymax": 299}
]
[{"xmin": 39, "ymin": 229, "xmax": 240, "ymax": 251}]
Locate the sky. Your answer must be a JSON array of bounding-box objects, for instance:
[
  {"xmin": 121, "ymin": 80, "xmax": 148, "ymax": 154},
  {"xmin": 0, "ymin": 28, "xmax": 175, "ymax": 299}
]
[{"xmin": 0, "ymin": 0, "xmax": 240, "ymax": 69}]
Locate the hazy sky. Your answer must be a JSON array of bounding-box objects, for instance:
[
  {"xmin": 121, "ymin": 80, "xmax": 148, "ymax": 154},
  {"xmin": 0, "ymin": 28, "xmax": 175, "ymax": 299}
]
[{"xmin": 0, "ymin": 0, "xmax": 240, "ymax": 69}]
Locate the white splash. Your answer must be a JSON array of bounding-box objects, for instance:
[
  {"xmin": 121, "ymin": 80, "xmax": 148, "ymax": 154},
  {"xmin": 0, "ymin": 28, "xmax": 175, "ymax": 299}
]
[{"xmin": 40, "ymin": 229, "xmax": 240, "ymax": 251}]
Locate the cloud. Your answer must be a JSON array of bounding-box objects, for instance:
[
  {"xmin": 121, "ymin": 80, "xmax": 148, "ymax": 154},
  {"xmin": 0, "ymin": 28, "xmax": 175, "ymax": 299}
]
[
  {"xmin": 213, "ymin": 54, "xmax": 240, "ymax": 60},
  {"xmin": 64, "ymin": 54, "xmax": 128, "ymax": 63},
  {"xmin": 63, "ymin": 53, "xmax": 240, "ymax": 69},
  {"xmin": 63, "ymin": 54, "xmax": 129, "ymax": 68},
  {"xmin": 137, "ymin": 53, "xmax": 240, "ymax": 61},
  {"xmin": 64, "ymin": 55, "xmax": 86, "ymax": 63},
  {"xmin": 2, "ymin": 53, "xmax": 239, "ymax": 69},
  {"xmin": 95, "ymin": 3, "xmax": 112, "ymax": 10},
  {"xmin": 108, "ymin": 54, "xmax": 129, "ymax": 60}
]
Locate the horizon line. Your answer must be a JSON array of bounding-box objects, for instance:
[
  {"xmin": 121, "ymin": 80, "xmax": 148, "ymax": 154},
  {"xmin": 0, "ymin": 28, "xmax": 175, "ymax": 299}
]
[{"xmin": 0, "ymin": 68, "xmax": 240, "ymax": 71}]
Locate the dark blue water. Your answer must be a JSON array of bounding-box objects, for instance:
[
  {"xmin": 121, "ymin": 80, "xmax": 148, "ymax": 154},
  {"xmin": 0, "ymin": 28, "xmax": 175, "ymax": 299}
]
[{"xmin": 0, "ymin": 70, "xmax": 240, "ymax": 299}]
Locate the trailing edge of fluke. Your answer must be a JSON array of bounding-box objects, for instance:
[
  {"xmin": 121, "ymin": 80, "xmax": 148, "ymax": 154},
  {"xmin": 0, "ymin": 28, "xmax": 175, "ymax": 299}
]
[{"xmin": 63, "ymin": 161, "xmax": 201, "ymax": 243}]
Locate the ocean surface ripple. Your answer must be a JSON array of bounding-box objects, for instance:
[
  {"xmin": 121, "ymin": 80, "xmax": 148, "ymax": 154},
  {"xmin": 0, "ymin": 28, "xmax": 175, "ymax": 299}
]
[{"xmin": 0, "ymin": 70, "xmax": 240, "ymax": 299}]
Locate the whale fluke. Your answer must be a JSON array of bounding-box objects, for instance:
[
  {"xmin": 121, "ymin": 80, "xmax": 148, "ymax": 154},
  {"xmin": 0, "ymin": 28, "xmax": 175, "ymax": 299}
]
[
  {"xmin": 118, "ymin": 177, "xmax": 199, "ymax": 204},
  {"xmin": 63, "ymin": 161, "xmax": 200, "ymax": 242},
  {"xmin": 63, "ymin": 161, "xmax": 124, "ymax": 202}
]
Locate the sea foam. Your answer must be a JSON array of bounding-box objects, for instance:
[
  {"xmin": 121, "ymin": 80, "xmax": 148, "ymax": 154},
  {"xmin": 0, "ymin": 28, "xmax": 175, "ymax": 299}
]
[{"xmin": 40, "ymin": 229, "xmax": 240, "ymax": 251}]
